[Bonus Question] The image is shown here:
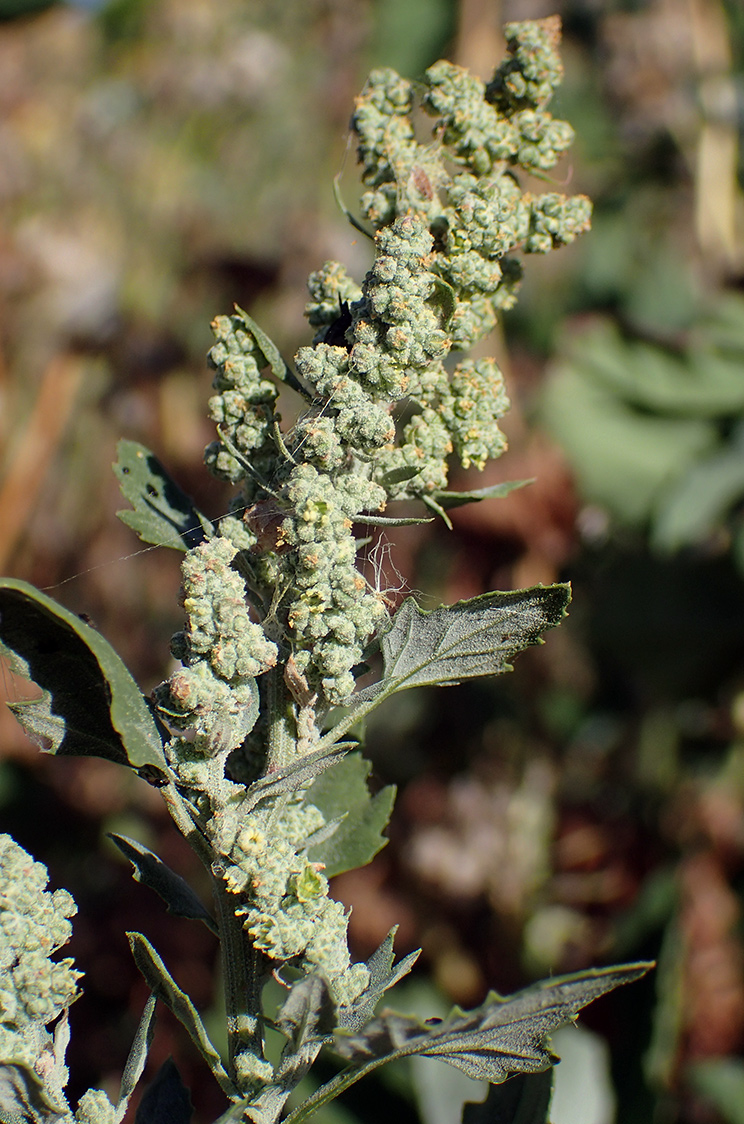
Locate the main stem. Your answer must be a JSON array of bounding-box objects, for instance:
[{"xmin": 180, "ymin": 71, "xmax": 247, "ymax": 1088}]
[{"xmin": 212, "ymin": 872, "xmax": 267, "ymax": 1087}]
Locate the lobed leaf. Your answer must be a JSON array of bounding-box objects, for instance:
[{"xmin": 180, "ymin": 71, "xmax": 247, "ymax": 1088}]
[
  {"xmin": 306, "ymin": 753, "xmax": 396, "ymax": 878},
  {"xmin": 114, "ymin": 440, "xmax": 212, "ymax": 551},
  {"xmin": 360, "ymin": 585, "xmax": 570, "ymax": 700},
  {"xmin": 338, "ymin": 927, "xmax": 421, "ymax": 1032},
  {"xmin": 0, "ymin": 579, "xmax": 168, "ymax": 775},
  {"xmin": 333, "ymin": 962, "xmax": 653, "ymax": 1082}
]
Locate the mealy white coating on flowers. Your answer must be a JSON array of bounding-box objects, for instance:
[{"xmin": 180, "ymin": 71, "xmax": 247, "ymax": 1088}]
[
  {"xmin": 222, "ymin": 800, "xmax": 370, "ymax": 1007},
  {"xmin": 0, "ymin": 835, "xmax": 80, "ymax": 1030},
  {"xmin": 204, "ymin": 313, "xmax": 279, "ymax": 489},
  {"xmin": 74, "ymin": 1089, "xmax": 118, "ymax": 1124},
  {"xmin": 192, "ymin": 20, "xmax": 591, "ymax": 710},
  {"xmin": 154, "ymin": 536, "xmax": 277, "ymax": 754},
  {"xmin": 152, "ymin": 17, "xmax": 591, "ymax": 1031},
  {"xmin": 0, "ymin": 836, "xmax": 83, "ymax": 1119}
]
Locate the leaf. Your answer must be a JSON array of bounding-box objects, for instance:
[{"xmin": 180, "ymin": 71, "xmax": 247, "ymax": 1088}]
[
  {"xmin": 135, "ymin": 1059, "xmax": 193, "ymax": 1124},
  {"xmin": 276, "ymin": 976, "xmax": 337, "ymax": 1051},
  {"xmin": 306, "ymin": 753, "xmax": 396, "ymax": 878},
  {"xmin": 541, "ymin": 360, "xmax": 717, "ymax": 525},
  {"xmin": 461, "ymin": 1072, "xmax": 553, "ymax": 1124},
  {"xmin": 332, "ymin": 962, "xmax": 653, "ymax": 1081},
  {"xmin": 114, "ymin": 440, "xmax": 212, "ymax": 551},
  {"xmin": 285, "ymin": 964, "xmax": 651, "ymax": 1124},
  {"xmin": 118, "ymin": 994, "xmax": 158, "ymax": 1117},
  {"xmin": 127, "ymin": 932, "xmax": 237, "ymax": 1101},
  {"xmin": 109, "ymin": 835, "xmax": 217, "ymax": 934},
  {"xmin": 359, "ymin": 585, "xmax": 570, "ymax": 700},
  {"xmin": 565, "ymin": 319, "xmax": 744, "ymax": 417},
  {"xmin": 0, "ymin": 1063, "xmax": 63, "ymax": 1124},
  {"xmin": 0, "ymin": 579, "xmax": 168, "ymax": 775},
  {"xmin": 432, "ymin": 480, "xmax": 534, "ymax": 510},
  {"xmin": 241, "ymin": 742, "xmax": 356, "ymax": 815},
  {"xmin": 338, "ymin": 927, "xmax": 421, "ymax": 1031},
  {"xmin": 233, "ymin": 306, "xmax": 310, "ymax": 399},
  {"xmin": 652, "ymin": 422, "xmax": 744, "ymax": 552}
]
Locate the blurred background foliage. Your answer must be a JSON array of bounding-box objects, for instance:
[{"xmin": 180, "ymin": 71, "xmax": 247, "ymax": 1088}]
[{"xmin": 2, "ymin": 1, "xmax": 744, "ymax": 1122}]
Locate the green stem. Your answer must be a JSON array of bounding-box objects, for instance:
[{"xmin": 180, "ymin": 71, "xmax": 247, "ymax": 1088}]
[
  {"xmin": 266, "ymin": 666, "xmax": 293, "ymax": 771},
  {"xmin": 212, "ymin": 871, "xmax": 268, "ymax": 1088},
  {"xmin": 283, "ymin": 1055, "xmax": 391, "ymax": 1124}
]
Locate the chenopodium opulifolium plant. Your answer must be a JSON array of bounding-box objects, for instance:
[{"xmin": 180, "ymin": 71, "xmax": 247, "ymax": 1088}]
[{"xmin": 0, "ymin": 18, "xmax": 651, "ymax": 1124}]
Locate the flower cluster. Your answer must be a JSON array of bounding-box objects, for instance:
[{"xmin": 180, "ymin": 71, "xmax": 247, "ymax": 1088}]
[
  {"xmin": 352, "ymin": 18, "xmax": 592, "ymax": 349},
  {"xmin": 154, "ymin": 535, "xmax": 278, "ymax": 756},
  {"xmin": 0, "ymin": 835, "xmax": 80, "ymax": 1114},
  {"xmin": 203, "ymin": 312, "xmax": 279, "ymax": 489},
  {"xmin": 222, "ymin": 799, "xmax": 369, "ymax": 1009},
  {"xmin": 191, "ymin": 17, "xmax": 588, "ymax": 712}
]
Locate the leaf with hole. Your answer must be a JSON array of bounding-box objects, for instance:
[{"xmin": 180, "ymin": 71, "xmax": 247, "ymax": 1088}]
[{"xmin": 114, "ymin": 440, "xmax": 212, "ymax": 551}]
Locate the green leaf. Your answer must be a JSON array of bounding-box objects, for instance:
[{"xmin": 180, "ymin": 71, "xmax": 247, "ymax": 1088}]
[
  {"xmin": 277, "ymin": 976, "xmax": 337, "ymax": 1051},
  {"xmin": 135, "ymin": 1058, "xmax": 193, "ymax": 1124},
  {"xmin": 338, "ymin": 927, "xmax": 421, "ymax": 1031},
  {"xmin": 0, "ymin": 579, "xmax": 168, "ymax": 775},
  {"xmin": 118, "ymin": 994, "xmax": 158, "ymax": 1117},
  {"xmin": 114, "ymin": 440, "xmax": 212, "ymax": 551},
  {"xmin": 127, "ymin": 932, "xmax": 238, "ymax": 1101},
  {"xmin": 461, "ymin": 1072, "xmax": 553, "ymax": 1124},
  {"xmin": 541, "ymin": 361, "xmax": 716, "ymax": 525},
  {"xmin": 306, "ymin": 753, "xmax": 396, "ymax": 878},
  {"xmin": 565, "ymin": 319, "xmax": 744, "ymax": 417},
  {"xmin": 360, "ymin": 585, "xmax": 570, "ymax": 699},
  {"xmin": 688, "ymin": 1058, "xmax": 744, "ymax": 1124},
  {"xmin": 652, "ymin": 423, "xmax": 744, "ymax": 552},
  {"xmin": 332, "ymin": 962, "xmax": 652, "ymax": 1082},
  {"xmin": 233, "ymin": 306, "xmax": 310, "ymax": 399},
  {"xmin": 432, "ymin": 480, "xmax": 534, "ymax": 510},
  {"xmin": 109, "ymin": 834, "xmax": 217, "ymax": 934},
  {"xmin": 286, "ymin": 963, "xmax": 651, "ymax": 1124}
]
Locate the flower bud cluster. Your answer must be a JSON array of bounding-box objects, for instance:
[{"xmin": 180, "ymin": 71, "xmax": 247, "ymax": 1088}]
[
  {"xmin": 351, "ymin": 18, "xmax": 591, "ymax": 352},
  {"xmin": 204, "ymin": 312, "xmax": 279, "ymax": 489},
  {"xmin": 278, "ymin": 464, "xmax": 388, "ymax": 704},
  {"xmin": 222, "ymin": 800, "xmax": 370, "ymax": 1007},
  {"xmin": 154, "ymin": 536, "xmax": 278, "ymax": 755},
  {"xmin": 0, "ymin": 836, "xmax": 80, "ymax": 1107}
]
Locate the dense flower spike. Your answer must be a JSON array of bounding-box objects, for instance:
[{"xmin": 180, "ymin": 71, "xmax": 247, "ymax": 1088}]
[
  {"xmin": 0, "ymin": 836, "xmax": 80, "ymax": 1115},
  {"xmin": 150, "ymin": 22, "xmax": 593, "ymax": 1098},
  {"xmin": 154, "ymin": 535, "xmax": 277, "ymax": 754}
]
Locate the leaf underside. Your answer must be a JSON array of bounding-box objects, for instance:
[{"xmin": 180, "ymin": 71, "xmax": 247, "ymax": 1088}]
[{"xmin": 333, "ymin": 962, "xmax": 653, "ymax": 1082}]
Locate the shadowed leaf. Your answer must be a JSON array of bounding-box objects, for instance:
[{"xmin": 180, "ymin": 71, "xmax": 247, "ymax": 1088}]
[
  {"xmin": 114, "ymin": 440, "xmax": 212, "ymax": 551},
  {"xmin": 135, "ymin": 1059, "xmax": 192, "ymax": 1124},
  {"xmin": 461, "ymin": 1072, "xmax": 553, "ymax": 1124},
  {"xmin": 110, "ymin": 835, "xmax": 217, "ymax": 934},
  {"xmin": 0, "ymin": 579, "xmax": 168, "ymax": 774}
]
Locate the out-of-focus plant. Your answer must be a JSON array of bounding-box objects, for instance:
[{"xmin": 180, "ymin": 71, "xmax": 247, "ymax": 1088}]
[{"xmin": 541, "ymin": 298, "xmax": 744, "ymax": 569}]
